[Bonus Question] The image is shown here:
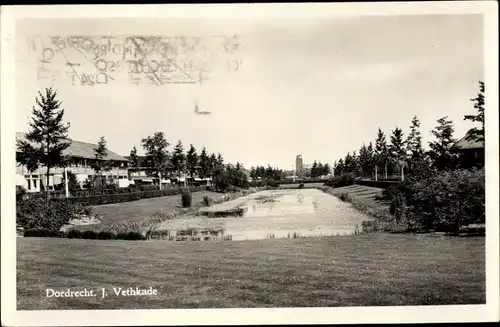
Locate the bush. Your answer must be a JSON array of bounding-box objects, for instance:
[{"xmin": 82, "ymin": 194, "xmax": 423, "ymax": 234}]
[
  {"xmin": 81, "ymin": 230, "xmax": 99, "ymax": 239},
  {"xmin": 338, "ymin": 192, "xmax": 350, "ymax": 202},
  {"xmin": 17, "ymin": 197, "xmax": 92, "ymax": 232},
  {"xmin": 49, "ymin": 187, "xmax": 201, "ymax": 207},
  {"xmin": 390, "ymin": 168, "xmax": 485, "ymax": 234},
  {"xmin": 116, "ymin": 232, "xmax": 145, "ymax": 240},
  {"xmin": 24, "ymin": 228, "xmax": 65, "ymax": 238},
  {"xmin": 298, "ymin": 183, "xmax": 304, "ymax": 189},
  {"xmin": 181, "ymin": 190, "xmax": 192, "ymax": 208},
  {"xmin": 203, "ymin": 196, "xmax": 213, "ymax": 206},
  {"xmin": 97, "ymin": 231, "xmax": 117, "ymax": 240},
  {"xmin": 16, "ymin": 186, "xmax": 27, "ymax": 202},
  {"xmin": 324, "ymin": 173, "xmax": 355, "ymax": 188},
  {"xmin": 265, "ymin": 179, "xmax": 280, "ymax": 188},
  {"xmin": 67, "ymin": 229, "xmax": 83, "ymax": 239}
]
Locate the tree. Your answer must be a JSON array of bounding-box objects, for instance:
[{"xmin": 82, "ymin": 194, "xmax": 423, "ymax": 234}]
[
  {"xmin": 250, "ymin": 167, "xmax": 257, "ymax": 180},
  {"xmin": 317, "ymin": 162, "xmax": 325, "ymax": 177},
  {"xmin": 406, "ymin": 116, "xmax": 424, "ymax": 159},
  {"xmin": 344, "ymin": 152, "xmax": 358, "ymax": 174},
  {"xmin": 198, "ymin": 147, "xmax": 211, "ymax": 178},
  {"xmin": 406, "ymin": 116, "xmax": 425, "ymax": 175},
  {"xmin": 311, "ymin": 161, "xmax": 318, "ymax": 178},
  {"xmin": 334, "ymin": 158, "xmax": 344, "ymax": 176},
  {"xmin": 91, "ymin": 136, "xmax": 111, "ymax": 187},
  {"xmin": 358, "ymin": 144, "xmax": 372, "ymax": 178},
  {"xmin": 389, "ymin": 127, "xmax": 407, "ymax": 180},
  {"xmin": 129, "ymin": 146, "xmax": 139, "ymax": 172},
  {"xmin": 171, "ymin": 140, "xmax": 186, "ymax": 179},
  {"xmin": 374, "ymin": 128, "xmax": 389, "ymax": 180},
  {"xmin": 141, "ymin": 132, "xmax": 169, "ymax": 190},
  {"xmin": 366, "ymin": 142, "xmax": 375, "ymax": 179},
  {"xmin": 209, "ymin": 153, "xmax": 218, "ymax": 176},
  {"xmin": 464, "ymin": 81, "xmax": 485, "ymax": 145},
  {"xmin": 186, "ymin": 144, "xmax": 198, "ymax": 178},
  {"xmin": 216, "ymin": 153, "xmax": 224, "ymax": 167},
  {"xmin": 428, "ymin": 116, "xmax": 457, "ymax": 171},
  {"xmin": 16, "ymin": 88, "xmax": 71, "ymax": 200},
  {"xmin": 323, "ymin": 163, "xmax": 331, "ymax": 176},
  {"xmin": 265, "ymin": 165, "xmax": 274, "ymax": 179}
]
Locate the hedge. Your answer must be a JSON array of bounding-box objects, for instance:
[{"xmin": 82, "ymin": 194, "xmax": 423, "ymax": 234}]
[
  {"xmin": 50, "ymin": 186, "xmax": 202, "ymax": 206},
  {"xmin": 25, "ymin": 228, "xmax": 145, "ymax": 240}
]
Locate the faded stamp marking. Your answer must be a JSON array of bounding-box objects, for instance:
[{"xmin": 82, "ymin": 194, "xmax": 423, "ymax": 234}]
[{"xmin": 29, "ymin": 35, "xmax": 243, "ymax": 86}]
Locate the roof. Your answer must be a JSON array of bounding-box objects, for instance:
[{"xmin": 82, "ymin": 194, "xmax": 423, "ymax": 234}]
[
  {"xmin": 16, "ymin": 132, "xmax": 129, "ymax": 162},
  {"xmin": 454, "ymin": 131, "xmax": 485, "ymax": 150}
]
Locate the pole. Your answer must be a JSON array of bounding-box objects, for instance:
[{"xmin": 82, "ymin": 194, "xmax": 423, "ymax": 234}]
[
  {"xmin": 159, "ymin": 171, "xmax": 162, "ymax": 191},
  {"xmin": 375, "ymin": 165, "xmax": 378, "ymax": 181},
  {"xmin": 64, "ymin": 167, "xmax": 69, "ymax": 198},
  {"xmin": 401, "ymin": 161, "xmax": 404, "ymax": 182}
]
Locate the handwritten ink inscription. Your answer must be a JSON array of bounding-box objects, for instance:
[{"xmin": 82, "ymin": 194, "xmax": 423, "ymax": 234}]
[{"xmin": 29, "ymin": 35, "xmax": 242, "ymax": 86}]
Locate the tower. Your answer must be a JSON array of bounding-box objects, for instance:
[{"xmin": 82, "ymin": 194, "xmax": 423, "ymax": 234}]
[{"xmin": 295, "ymin": 155, "xmax": 303, "ymax": 176}]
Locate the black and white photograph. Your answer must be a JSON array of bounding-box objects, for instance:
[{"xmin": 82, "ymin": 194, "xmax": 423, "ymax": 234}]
[{"xmin": 1, "ymin": 2, "xmax": 499, "ymax": 326}]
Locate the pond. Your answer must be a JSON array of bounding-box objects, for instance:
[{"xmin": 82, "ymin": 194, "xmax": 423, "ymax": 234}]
[{"xmin": 158, "ymin": 188, "xmax": 373, "ymax": 241}]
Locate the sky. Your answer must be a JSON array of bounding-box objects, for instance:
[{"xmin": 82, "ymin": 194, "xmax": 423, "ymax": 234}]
[{"xmin": 15, "ymin": 15, "xmax": 484, "ymax": 170}]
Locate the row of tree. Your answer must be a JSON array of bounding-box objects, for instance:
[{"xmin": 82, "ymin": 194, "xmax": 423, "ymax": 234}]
[
  {"xmin": 332, "ymin": 81, "xmax": 485, "ymax": 180},
  {"xmin": 128, "ymin": 134, "xmax": 227, "ymax": 182},
  {"xmin": 249, "ymin": 166, "xmax": 285, "ymax": 180},
  {"xmin": 310, "ymin": 162, "xmax": 331, "ymax": 178}
]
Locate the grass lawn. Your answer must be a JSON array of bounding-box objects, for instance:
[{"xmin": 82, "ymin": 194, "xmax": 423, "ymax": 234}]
[
  {"xmin": 84, "ymin": 191, "xmax": 222, "ymax": 228},
  {"xmin": 17, "ymin": 234, "xmax": 485, "ymax": 310}
]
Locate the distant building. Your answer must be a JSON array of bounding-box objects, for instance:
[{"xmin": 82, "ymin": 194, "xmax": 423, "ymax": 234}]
[
  {"xmin": 16, "ymin": 132, "xmax": 129, "ymax": 192},
  {"xmin": 125, "ymin": 155, "xmax": 212, "ymax": 187},
  {"xmin": 295, "ymin": 155, "xmax": 303, "ymax": 176},
  {"xmin": 452, "ymin": 131, "xmax": 485, "ymax": 168}
]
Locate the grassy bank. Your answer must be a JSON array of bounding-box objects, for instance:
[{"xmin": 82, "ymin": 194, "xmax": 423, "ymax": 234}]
[
  {"xmin": 17, "ymin": 234, "xmax": 485, "ymax": 309},
  {"xmin": 89, "ymin": 190, "xmax": 222, "ymax": 228}
]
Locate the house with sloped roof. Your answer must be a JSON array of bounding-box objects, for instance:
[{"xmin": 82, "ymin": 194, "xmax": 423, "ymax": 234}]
[
  {"xmin": 16, "ymin": 132, "xmax": 130, "ymax": 192},
  {"xmin": 452, "ymin": 131, "xmax": 485, "ymax": 168}
]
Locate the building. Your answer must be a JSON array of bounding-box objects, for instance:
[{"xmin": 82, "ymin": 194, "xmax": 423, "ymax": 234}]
[
  {"xmin": 125, "ymin": 155, "xmax": 212, "ymax": 188},
  {"xmin": 295, "ymin": 155, "xmax": 303, "ymax": 176},
  {"xmin": 16, "ymin": 132, "xmax": 130, "ymax": 192},
  {"xmin": 453, "ymin": 131, "xmax": 485, "ymax": 168}
]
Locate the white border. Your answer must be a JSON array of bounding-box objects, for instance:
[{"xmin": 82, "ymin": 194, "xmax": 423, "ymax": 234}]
[{"xmin": 1, "ymin": 2, "xmax": 499, "ymax": 326}]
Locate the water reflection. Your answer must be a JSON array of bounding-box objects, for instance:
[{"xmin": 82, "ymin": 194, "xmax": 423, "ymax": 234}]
[{"xmin": 160, "ymin": 189, "xmax": 372, "ymax": 241}]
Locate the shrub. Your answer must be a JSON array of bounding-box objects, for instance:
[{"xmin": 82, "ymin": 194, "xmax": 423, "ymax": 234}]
[
  {"xmin": 24, "ymin": 228, "xmax": 65, "ymax": 238},
  {"xmin": 81, "ymin": 230, "xmax": 99, "ymax": 239},
  {"xmin": 116, "ymin": 232, "xmax": 145, "ymax": 240},
  {"xmin": 16, "ymin": 186, "xmax": 27, "ymax": 202},
  {"xmin": 381, "ymin": 185, "xmax": 398, "ymax": 201},
  {"xmin": 97, "ymin": 231, "xmax": 117, "ymax": 240},
  {"xmin": 181, "ymin": 190, "xmax": 192, "ymax": 208},
  {"xmin": 67, "ymin": 229, "xmax": 83, "ymax": 239},
  {"xmin": 49, "ymin": 187, "xmax": 201, "ymax": 207},
  {"xmin": 298, "ymin": 183, "xmax": 304, "ymax": 189},
  {"xmin": 203, "ymin": 196, "xmax": 213, "ymax": 206},
  {"xmin": 339, "ymin": 192, "xmax": 350, "ymax": 202},
  {"xmin": 324, "ymin": 173, "xmax": 355, "ymax": 188},
  {"xmin": 17, "ymin": 197, "xmax": 92, "ymax": 232},
  {"xmin": 390, "ymin": 168, "xmax": 485, "ymax": 234},
  {"xmin": 265, "ymin": 179, "xmax": 280, "ymax": 189}
]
